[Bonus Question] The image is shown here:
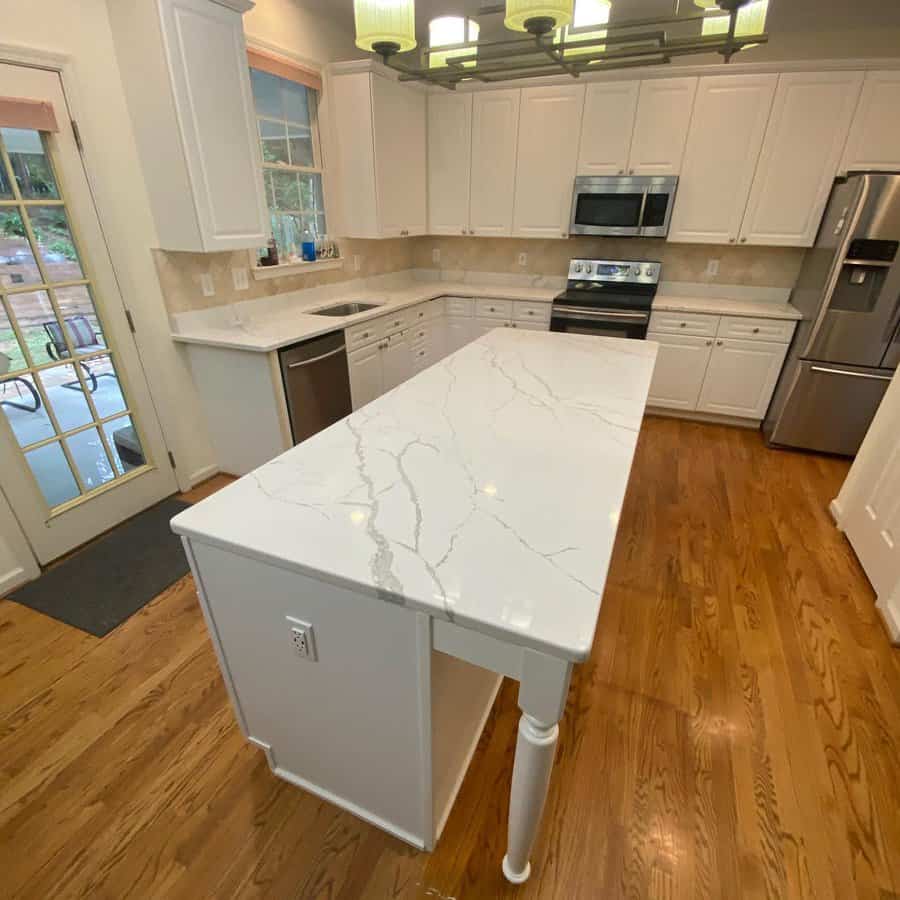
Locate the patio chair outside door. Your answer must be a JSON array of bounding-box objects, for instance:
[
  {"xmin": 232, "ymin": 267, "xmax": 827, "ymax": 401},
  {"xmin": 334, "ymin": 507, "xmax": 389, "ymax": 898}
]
[{"xmin": 0, "ymin": 63, "xmax": 177, "ymax": 565}]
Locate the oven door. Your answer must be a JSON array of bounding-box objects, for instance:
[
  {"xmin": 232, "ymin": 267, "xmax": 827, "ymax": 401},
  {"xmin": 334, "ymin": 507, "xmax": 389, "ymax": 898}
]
[
  {"xmin": 569, "ymin": 176, "xmax": 677, "ymax": 237},
  {"xmin": 550, "ymin": 305, "xmax": 649, "ymax": 339}
]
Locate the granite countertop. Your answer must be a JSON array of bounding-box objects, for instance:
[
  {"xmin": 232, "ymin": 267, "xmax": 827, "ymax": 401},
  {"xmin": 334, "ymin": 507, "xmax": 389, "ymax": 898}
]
[
  {"xmin": 651, "ymin": 293, "xmax": 803, "ymax": 320},
  {"xmin": 171, "ymin": 329, "xmax": 658, "ymax": 662},
  {"xmin": 170, "ymin": 281, "xmax": 558, "ymax": 353}
]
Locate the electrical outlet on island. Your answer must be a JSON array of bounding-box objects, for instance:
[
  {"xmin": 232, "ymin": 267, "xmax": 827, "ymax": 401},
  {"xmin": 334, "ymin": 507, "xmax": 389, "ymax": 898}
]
[
  {"xmin": 286, "ymin": 616, "xmax": 317, "ymax": 661},
  {"xmin": 232, "ymin": 267, "xmax": 249, "ymax": 291}
]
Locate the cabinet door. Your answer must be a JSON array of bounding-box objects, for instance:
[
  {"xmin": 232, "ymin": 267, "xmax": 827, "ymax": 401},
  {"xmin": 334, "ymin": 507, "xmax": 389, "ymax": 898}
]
[
  {"xmin": 576, "ymin": 81, "xmax": 639, "ymax": 176},
  {"xmin": 348, "ymin": 343, "xmax": 384, "ymax": 410},
  {"xmin": 428, "ymin": 93, "xmax": 472, "ymax": 235},
  {"xmin": 667, "ymin": 74, "xmax": 777, "ymax": 245},
  {"xmin": 840, "ymin": 70, "xmax": 900, "ymax": 174},
  {"xmin": 158, "ymin": 0, "xmax": 269, "ymax": 251},
  {"xmin": 629, "ymin": 77, "xmax": 698, "ymax": 176},
  {"xmin": 445, "ymin": 317, "xmax": 474, "ymax": 355},
  {"xmin": 740, "ymin": 71, "xmax": 863, "ymax": 248},
  {"xmin": 697, "ymin": 338, "xmax": 789, "ymax": 419},
  {"xmin": 512, "ymin": 84, "xmax": 585, "ymax": 239},
  {"xmin": 646, "ymin": 333, "xmax": 712, "ymax": 411},
  {"xmin": 470, "ymin": 89, "xmax": 520, "ymax": 236},
  {"xmin": 372, "ymin": 75, "xmax": 427, "ymax": 237},
  {"xmin": 382, "ymin": 332, "xmax": 412, "ymax": 392}
]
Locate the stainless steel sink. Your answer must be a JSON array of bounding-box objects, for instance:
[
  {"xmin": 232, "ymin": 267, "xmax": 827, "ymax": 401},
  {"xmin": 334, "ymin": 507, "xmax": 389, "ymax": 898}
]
[{"xmin": 311, "ymin": 302, "xmax": 382, "ymax": 317}]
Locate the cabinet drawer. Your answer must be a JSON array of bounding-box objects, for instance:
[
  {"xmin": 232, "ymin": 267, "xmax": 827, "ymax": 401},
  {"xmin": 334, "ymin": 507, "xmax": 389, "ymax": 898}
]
[
  {"xmin": 427, "ymin": 298, "xmax": 445, "ymax": 318},
  {"xmin": 445, "ymin": 296, "xmax": 474, "ymax": 317},
  {"xmin": 648, "ymin": 310, "xmax": 719, "ymax": 336},
  {"xmin": 382, "ymin": 309, "xmax": 409, "ymax": 335},
  {"xmin": 717, "ymin": 315, "xmax": 795, "ymax": 343},
  {"xmin": 513, "ymin": 300, "xmax": 551, "ymax": 323},
  {"xmin": 410, "ymin": 324, "xmax": 430, "ymax": 347},
  {"xmin": 345, "ymin": 317, "xmax": 385, "ymax": 349},
  {"xmin": 411, "ymin": 343, "xmax": 432, "ymax": 371},
  {"xmin": 475, "ymin": 297, "xmax": 513, "ymax": 319}
]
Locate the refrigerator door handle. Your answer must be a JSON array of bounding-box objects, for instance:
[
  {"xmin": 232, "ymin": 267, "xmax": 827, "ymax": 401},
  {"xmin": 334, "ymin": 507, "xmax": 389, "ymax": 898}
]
[{"xmin": 809, "ymin": 365, "xmax": 892, "ymax": 381}]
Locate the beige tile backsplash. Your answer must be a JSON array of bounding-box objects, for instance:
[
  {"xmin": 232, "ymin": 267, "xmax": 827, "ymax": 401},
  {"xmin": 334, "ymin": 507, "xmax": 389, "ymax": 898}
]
[{"xmin": 155, "ymin": 236, "xmax": 805, "ymax": 315}]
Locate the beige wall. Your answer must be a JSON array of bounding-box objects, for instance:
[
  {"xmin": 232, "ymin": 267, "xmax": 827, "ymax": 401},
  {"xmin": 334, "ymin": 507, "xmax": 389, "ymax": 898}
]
[
  {"xmin": 156, "ymin": 239, "xmax": 413, "ymax": 314},
  {"xmin": 157, "ymin": 236, "xmax": 806, "ymax": 314}
]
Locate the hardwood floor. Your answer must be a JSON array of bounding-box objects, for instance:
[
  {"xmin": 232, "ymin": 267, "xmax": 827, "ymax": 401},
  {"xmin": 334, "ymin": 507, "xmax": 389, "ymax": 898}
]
[{"xmin": 1, "ymin": 421, "xmax": 898, "ymax": 899}]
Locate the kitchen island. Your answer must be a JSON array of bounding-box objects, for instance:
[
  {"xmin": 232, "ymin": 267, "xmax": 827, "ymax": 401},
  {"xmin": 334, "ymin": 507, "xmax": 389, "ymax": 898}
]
[{"xmin": 171, "ymin": 328, "xmax": 657, "ymax": 882}]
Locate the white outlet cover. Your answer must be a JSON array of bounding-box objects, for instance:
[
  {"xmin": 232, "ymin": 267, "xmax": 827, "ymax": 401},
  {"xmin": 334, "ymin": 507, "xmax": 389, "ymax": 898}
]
[
  {"xmin": 199, "ymin": 272, "xmax": 215, "ymax": 297},
  {"xmin": 705, "ymin": 258, "xmax": 720, "ymax": 277},
  {"xmin": 518, "ymin": 252, "xmax": 528, "ymax": 266},
  {"xmin": 432, "ymin": 248, "xmax": 441, "ymax": 263},
  {"xmin": 353, "ymin": 254, "xmax": 362, "ymax": 272},
  {"xmin": 232, "ymin": 267, "xmax": 249, "ymax": 291},
  {"xmin": 286, "ymin": 615, "xmax": 317, "ymax": 661}
]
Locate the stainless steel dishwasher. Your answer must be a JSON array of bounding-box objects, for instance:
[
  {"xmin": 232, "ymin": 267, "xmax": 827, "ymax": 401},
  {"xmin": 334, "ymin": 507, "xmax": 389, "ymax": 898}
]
[{"xmin": 279, "ymin": 331, "xmax": 352, "ymax": 445}]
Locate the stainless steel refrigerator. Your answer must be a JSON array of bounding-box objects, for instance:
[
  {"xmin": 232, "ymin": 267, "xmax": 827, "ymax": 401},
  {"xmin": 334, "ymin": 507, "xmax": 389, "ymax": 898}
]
[{"xmin": 764, "ymin": 173, "xmax": 900, "ymax": 456}]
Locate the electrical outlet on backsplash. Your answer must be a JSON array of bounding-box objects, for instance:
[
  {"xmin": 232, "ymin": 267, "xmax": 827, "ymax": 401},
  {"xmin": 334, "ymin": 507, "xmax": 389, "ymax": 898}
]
[{"xmin": 154, "ymin": 238, "xmax": 806, "ymax": 316}]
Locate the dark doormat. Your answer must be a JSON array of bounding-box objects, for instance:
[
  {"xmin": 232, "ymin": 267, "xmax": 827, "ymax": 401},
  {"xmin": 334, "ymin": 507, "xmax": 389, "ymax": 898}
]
[{"xmin": 7, "ymin": 497, "xmax": 191, "ymax": 637}]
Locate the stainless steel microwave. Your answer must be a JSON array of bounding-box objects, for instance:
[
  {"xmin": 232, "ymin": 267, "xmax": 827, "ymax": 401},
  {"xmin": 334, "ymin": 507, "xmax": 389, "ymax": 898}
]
[{"xmin": 569, "ymin": 175, "xmax": 678, "ymax": 238}]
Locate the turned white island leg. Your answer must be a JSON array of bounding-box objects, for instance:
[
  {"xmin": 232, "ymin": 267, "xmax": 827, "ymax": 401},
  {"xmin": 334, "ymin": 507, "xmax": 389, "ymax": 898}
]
[{"xmin": 502, "ymin": 650, "xmax": 573, "ymax": 884}]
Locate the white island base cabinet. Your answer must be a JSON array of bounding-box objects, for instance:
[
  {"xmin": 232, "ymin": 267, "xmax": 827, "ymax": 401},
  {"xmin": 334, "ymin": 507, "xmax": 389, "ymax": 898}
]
[{"xmin": 182, "ymin": 537, "xmax": 574, "ymax": 855}]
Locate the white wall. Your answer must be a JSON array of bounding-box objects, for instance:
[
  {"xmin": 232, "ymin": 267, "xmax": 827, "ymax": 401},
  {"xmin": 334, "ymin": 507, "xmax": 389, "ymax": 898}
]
[
  {"xmin": 0, "ymin": 490, "xmax": 39, "ymax": 596},
  {"xmin": 1, "ymin": 0, "xmax": 221, "ymax": 588}
]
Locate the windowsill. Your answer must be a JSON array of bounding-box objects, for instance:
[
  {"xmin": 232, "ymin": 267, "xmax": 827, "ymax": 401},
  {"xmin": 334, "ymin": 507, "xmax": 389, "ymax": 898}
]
[{"xmin": 252, "ymin": 257, "xmax": 344, "ymax": 280}]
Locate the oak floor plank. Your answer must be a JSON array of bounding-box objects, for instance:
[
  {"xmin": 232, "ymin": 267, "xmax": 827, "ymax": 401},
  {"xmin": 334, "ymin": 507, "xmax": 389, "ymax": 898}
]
[{"xmin": 1, "ymin": 422, "xmax": 899, "ymax": 899}]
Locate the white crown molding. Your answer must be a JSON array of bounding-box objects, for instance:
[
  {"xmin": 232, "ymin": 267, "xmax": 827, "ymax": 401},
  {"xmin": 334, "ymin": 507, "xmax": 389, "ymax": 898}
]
[
  {"xmin": 211, "ymin": 0, "xmax": 255, "ymax": 13},
  {"xmin": 244, "ymin": 34, "xmax": 324, "ymax": 74}
]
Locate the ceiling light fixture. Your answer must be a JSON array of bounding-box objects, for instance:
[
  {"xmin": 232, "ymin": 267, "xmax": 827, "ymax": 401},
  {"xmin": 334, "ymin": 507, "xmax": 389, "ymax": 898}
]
[
  {"xmin": 354, "ymin": 0, "xmax": 417, "ymax": 56},
  {"xmin": 429, "ymin": 16, "xmax": 481, "ymax": 69},
  {"xmin": 357, "ymin": 0, "xmax": 768, "ymax": 87},
  {"xmin": 697, "ymin": 0, "xmax": 768, "ymax": 44},
  {"xmin": 504, "ymin": 0, "xmax": 575, "ymax": 35}
]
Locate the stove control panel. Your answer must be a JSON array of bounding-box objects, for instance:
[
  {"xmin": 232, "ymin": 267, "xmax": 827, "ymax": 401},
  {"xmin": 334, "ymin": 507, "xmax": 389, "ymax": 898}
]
[{"xmin": 568, "ymin": 259, "xmax": 660, "ymax": 285}]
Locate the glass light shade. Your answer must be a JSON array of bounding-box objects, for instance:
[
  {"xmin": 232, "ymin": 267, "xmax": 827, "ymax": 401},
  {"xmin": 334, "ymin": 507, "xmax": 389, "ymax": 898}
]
[
  {"xmin": 504, "ymin": 0, "xmax": 575, "ymax": 33},
  {"xmin": 700, "ymin": 0, "xmax": 768, "ymax": 40},
  {"xmin": 429, "ymin": 16, "xmax": 480, "ymax": 69},
  {"xmin": 555, "ymin": 0, "xmax": 610, "ymax": 57},
  {"xmin": 354, "ymin": 0, "xmax": 417, "ymax": 54}
]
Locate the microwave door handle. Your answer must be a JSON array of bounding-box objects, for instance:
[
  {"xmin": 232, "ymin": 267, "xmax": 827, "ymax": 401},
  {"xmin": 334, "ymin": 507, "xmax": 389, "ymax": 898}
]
[{"xmin": 636, "ymin": 188, "xmax": 649, "ymax": 230}]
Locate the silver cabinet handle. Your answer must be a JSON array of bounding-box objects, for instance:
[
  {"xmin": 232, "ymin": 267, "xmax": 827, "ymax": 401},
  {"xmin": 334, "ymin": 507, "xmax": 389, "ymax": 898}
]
[
  {"xmin": 728, "ymin": 237, "xmax": 735, "ymax": 243},
  {"xmin": 618, "ymin": 169, "xmax": 624, "ymax": 175},
  {"xmin": 752, "ymin": 327, "xmax": 760, "ymax": 333},
  {"xmin": 628, "ymin": 168, "xmax": 635, "ymax": 175},
  {"xmin": 461, "ymin": 228, "xmax": 467, "ymax": 234},
  {"xmin": 740, "ymin": 237, "xmax": 747, "ymax": 243},
  {"xmin": 679, "ymin": 322, "xmax": 687, "ymax": 327},
  {"xmin": 810, "ymin": 365, "xmax": 892, "ymax": 381},
  {"xmin": 705, "ymin": 339, "xmax": 713, "ymax": 346},
  {"xmin": 287, "ymin": 344, "xmax": 346, "ymax": 368},
  {"xmin": 716, "ymin": 340, "xmax": 723, "ymax": 346}
]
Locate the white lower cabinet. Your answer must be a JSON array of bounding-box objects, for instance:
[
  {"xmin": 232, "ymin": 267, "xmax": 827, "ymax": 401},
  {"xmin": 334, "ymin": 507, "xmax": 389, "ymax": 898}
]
[
  {"xmin": 348, "ymin": 297, "xmax": 550, "ymax": 408},
  {"xmin": 696, "ymin": 338, "xmax": 789, "ymax": 419},
  {"xmin": 646, "ymin": 333, "xmax": 713, "ymax": 410},
  {"xmin": 648, "ymin": 312, "xmax": 795, "ymax": 421}
]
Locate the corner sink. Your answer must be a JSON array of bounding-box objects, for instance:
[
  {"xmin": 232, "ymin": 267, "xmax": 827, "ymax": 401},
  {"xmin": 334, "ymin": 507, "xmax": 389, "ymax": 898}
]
[{"xmin": 311, "ymin": 302, "xmax": 382, "ymax": 317}]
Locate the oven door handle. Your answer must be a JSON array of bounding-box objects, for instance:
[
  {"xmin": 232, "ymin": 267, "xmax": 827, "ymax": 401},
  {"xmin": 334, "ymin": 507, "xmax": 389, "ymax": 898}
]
[{"xmin": 553, "ymin": 306, "xmax": 649, "ymax": 321}]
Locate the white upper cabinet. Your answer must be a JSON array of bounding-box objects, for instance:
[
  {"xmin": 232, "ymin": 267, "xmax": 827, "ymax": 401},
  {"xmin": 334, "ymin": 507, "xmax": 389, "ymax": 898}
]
[
  {"xmin": 628, "ymin": 77, "xmax": 698, "ymax": 176},
  {"xmin": 470, "ymin": 89, "xmax": 521, "ymax": 236},
  {"xmin": 109, "ymin": 0, "xmax": 269, "ymax": 252},
  {"xmin": 740, "ymin": 71, "xmax": 863, "ymax": 247},
  {"xmin": 428, "ymin": 93, "xmax": 472, "ymax": 235},
  {"xmin": 576, "ymin": 77, "xmax": 696, "ymax": 177},
  {"xmin": 373, "ymin": 75, "xmax": 427, "ymax": 237},
  {"xmin": 668, "ymin": 74, "xmax": 777, "ymax": 245},
  {"xmin": 513, "ymin": 84, "xmax": 585, "ymax": 238},
  {"xmin": 576, "ymin": 81, "xmax": 639, "ymax": 176},
  {"xmin": 840, "ymin": 70, "xmax": 900, "ymax": 174},
  {"xmin": 330, "ymin": 69, "xmax": 426, "ymax": 239}
]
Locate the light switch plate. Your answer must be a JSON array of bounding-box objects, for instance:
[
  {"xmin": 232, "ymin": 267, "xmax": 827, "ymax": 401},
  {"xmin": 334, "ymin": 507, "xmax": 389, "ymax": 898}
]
[
  {"xmin": 353, "ymin": 254, "xmax": 362, "ymax": 272},
  {"xmin": 518, "ymin": 252, "xmax": 528, "ymax": 267},
  {"xmin": 432, "ymin": 247, "xmax": 441, "ymax": 264},
  {"xmin": 232, "ymin": 267, "xmax": 249, "ymax": 291},
  {"xmin": 705, "ymin": 258, "xmax": 720, "ymax": 277},
  {"xmin": 199, "ymin": 272, "xmax": 215, "ymax": 297}
]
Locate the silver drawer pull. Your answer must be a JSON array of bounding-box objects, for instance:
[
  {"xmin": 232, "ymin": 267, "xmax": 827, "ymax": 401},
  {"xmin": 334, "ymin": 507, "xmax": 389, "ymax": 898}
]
[
  {"xmin": 287, "ymin": 344, "xmax": 346, "ymax": 368},
  {"xmin": 810, "ymin": 365, "xmax": 892, "ymax": 382},
  {"xmin": 679, "ymin": 322, "xmax": 687, "ymax": 328},
  {"xmin": 752, "ymin": 327, "xmax": 760, "ymax": 333}
]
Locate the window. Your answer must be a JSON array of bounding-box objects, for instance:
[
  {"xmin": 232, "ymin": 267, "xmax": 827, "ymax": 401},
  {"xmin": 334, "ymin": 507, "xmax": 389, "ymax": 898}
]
[{"xmin": 250, "ymin": 67, "xmax": 327, "ymax": 265}]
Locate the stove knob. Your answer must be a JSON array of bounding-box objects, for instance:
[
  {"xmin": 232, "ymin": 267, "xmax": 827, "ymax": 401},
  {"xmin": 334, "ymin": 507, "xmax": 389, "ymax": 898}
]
[
  {"xmin": 631, "ymin": 265, "xmax": 642, "ymax": 276},
  {"xmin": 573, "ymin": 263, "xmax": 582, "ymax": 273},
  {"xmin": 583, "ymin": 263, "xmax": 593, "ymax": 275}
]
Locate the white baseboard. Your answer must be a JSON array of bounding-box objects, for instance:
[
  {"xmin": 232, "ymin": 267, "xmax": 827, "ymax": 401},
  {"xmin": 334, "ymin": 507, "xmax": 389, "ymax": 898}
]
[
  {"xmin": 645, "ymin": 407, "xmax": 760, "ymax": 430},
  {"xmin": 828, "ymin": 498, "xmax": 844, "ymax": 530},
  {"xmin": 877, "ymin": 596, "xmax": 900, "ymax": 645},
  {"xmin": 187, "ymin": 463, "xmax": 220, "ymax": 489},
  {"xmin": 0, "ymin": 565, "xmax": 35, "ymax": 596}
]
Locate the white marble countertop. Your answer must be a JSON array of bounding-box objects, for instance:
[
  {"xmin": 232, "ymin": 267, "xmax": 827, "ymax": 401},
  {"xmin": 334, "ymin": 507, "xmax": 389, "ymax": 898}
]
[
  {"xmin": 170, "ymin": 281, "xmax": 558, "ymax": 353},
  {"xmin": 171, "ymin": 329, "xmax": 658, "ymax": 662},
  {"xmin": 652, "ymin": 293, "xmax": 802, "ymax": 320}
]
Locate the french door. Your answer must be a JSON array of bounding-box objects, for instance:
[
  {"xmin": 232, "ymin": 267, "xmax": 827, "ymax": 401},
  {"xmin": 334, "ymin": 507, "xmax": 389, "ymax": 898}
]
[{"xmin": 0, "ymin": 63, "xmax": 176, "ymax": 564}]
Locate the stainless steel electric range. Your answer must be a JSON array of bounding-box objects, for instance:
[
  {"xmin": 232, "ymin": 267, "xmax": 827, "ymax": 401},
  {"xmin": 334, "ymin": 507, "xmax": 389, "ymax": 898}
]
[{"xmin": 550, "ymin": 258, "xmax": 661, "ymax": 340}]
